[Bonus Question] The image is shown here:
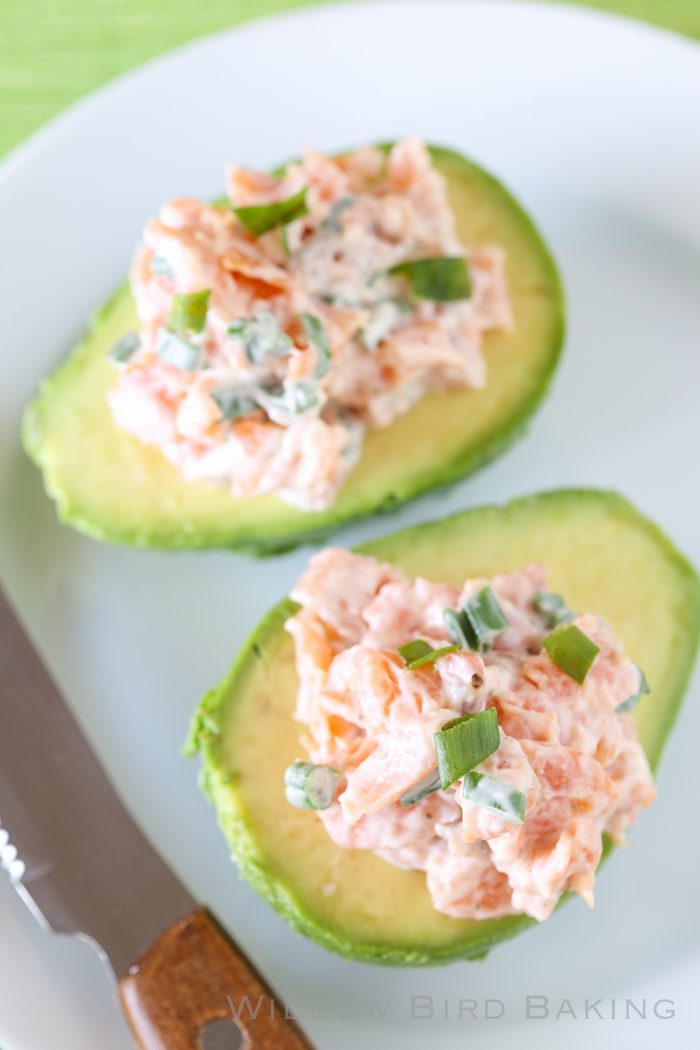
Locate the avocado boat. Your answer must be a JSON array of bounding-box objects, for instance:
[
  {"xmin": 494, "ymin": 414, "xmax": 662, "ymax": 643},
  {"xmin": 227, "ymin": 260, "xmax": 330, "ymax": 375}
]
[
  {"xmin": 22, "ymin": 146, "xmax": 564, "ymax": 555},
  {"xmin": 186, "ymin": 489, "xmax": 700, "ymax": 965}
]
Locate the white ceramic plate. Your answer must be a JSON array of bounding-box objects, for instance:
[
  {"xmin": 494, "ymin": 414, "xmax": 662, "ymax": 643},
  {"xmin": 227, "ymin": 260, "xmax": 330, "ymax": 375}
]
[{"xmin": 1, "ymin": 2, "xmax": 700, "ymax": 1047}]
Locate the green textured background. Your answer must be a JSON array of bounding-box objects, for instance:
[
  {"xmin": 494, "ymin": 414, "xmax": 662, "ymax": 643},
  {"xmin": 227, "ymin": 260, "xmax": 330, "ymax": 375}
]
[{"xmin": 1, "ymin": 0, "xmax": 700, "ymax": 163}]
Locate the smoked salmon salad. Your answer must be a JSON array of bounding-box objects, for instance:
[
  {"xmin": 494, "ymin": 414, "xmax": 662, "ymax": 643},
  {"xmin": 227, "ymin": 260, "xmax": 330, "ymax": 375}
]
[
  {"xmin": 282, "ymin": 548, "xmax": 656, "ymax": 923},
  {"xmin": 107, "ymin": 139, "xmax": 512, "ymax": 512}
]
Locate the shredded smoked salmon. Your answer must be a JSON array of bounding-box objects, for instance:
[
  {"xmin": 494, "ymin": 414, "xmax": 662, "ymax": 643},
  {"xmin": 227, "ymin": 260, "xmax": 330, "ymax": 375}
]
[
  {"xmin": 286, "ymin": 549, "xmax": 656, "ymax": 922},
  {"xmin": 107, "ymin": 140, "xmax": 512, "ymax": 511}
]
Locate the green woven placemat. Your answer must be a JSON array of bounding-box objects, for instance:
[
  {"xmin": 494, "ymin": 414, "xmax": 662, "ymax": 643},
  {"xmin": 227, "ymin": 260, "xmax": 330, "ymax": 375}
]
[{"xmin": 1, "ymin": 0, "xmax": 699, "ymax": 161}]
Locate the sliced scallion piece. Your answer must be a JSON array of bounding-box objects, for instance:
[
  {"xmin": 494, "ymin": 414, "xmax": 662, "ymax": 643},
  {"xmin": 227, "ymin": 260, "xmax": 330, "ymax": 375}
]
[
  {"xmin": 235, "ymin": 188, "xmax": 308, "ymax": 237},
  {"xmin": 156, "ymin": 329, "xmax": 201, "ymax": 371},
  {"xmin": 543, "ymin": 623, "xmax": 600, "ymax": 685},
  {"xmin": 285, "ymin": 382, "xmax": 319, "ymax": 414},
  {"xmin": 443, "ymin": 607, "xmax": 474, "ymax": 650},
  {"xmin": 399, "ymin": 768, "xmax": 442, "ymax": 808},
  {"xmin": 259, "ymin": 379, "xmax": 284, "ymax": 397},
  {"xmin": 533, "ymin": 590, "xmax": 575, "ymax": 628},
  {"xmin": 617, "ymin": 664, "xmax": 650, "ymax": 713},
  {"xmin": 434, "ymin": 709, "xmax": 499, "ymax": 790},
  {"xmin": 169, "ymin": 290, "xmax": 211, "ymax": 334},
  {"xmin": 397, "ymin": 639, "xmax": 459, "ymax": 670},
  {"xmin": 389, "ymin": 256, "xmax": 471, "ymax": 302},
  {"xmin": 228, "ymin": 312, "xmax": 293, "ymax": 365},
  {"xmin": 150, "ymin": 256, "xmax": 175, "ymax": 279},
  {"xmin": 463, "ymin": 586, "xmax": 509, "ymax": 652},
  {"xmin": 444, "ymin": 588, "xmax": 509, "ymax": 653},
  {"xmin": 322, "ymin": 195, "xmax": 354, "ymax": 233},
  {"xmin": 462, "ymin": 771, "xmax": 526, "ymax": 824},
  {"xmin": 360, "ymin": 301, "xmax": 406, "ymax": 352},
  {"xmin": 210, "ymin": 387, "xmax": 259, "ymax": 422},
  {"xmin": 107, "ymin": 332, "xmax": 140, "ymax": 370},
  {"xmin": 300, "ymin": 313, "xmax": 332, "ymax": 379},
  {"xmin": 284, "ymin": 761, "xmax": 340, "ymax": 810},
  {"xmin": 397, "ymin": 639, "xmax": 432, "ymax": 663},
  {"xmin": 258, "ymin": 380, "xmax": 318, "ymax": 417}
]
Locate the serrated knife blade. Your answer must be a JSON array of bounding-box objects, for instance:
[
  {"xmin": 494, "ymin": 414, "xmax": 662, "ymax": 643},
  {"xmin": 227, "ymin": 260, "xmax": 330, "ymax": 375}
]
[
  {"xmin": 0, "ymin": 584, "xmax": 314, "ymax": 1050},
  {"xmin": 0, "ymin": 583, "xmax": 196, "ymax": 977}
]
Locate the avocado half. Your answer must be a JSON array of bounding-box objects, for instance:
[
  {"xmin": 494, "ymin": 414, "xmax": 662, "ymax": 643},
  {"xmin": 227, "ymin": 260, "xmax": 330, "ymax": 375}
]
[
  {"xmin": 23, "ymin": 147, "xmax": 564, "ymax": 555},
  {"xmin": 186, "ymin": 489, "xmax": 700, "ymax": 965}
]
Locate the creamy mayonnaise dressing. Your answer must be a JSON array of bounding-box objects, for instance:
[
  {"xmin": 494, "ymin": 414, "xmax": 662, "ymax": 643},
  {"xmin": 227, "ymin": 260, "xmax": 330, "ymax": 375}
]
[
  {"xmin": 285, "ymin": 549, "xmax": 656, "ymax": 922},
  {"xmin": 107, "ymin": 140, "xmax": 512, "ymax": 511}
]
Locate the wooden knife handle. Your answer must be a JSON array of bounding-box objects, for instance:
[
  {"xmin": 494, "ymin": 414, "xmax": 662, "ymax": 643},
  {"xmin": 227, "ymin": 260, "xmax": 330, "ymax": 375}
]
[{"xmin": 119, "ymin": 908, "xmax": 315, "ymax": 1050}]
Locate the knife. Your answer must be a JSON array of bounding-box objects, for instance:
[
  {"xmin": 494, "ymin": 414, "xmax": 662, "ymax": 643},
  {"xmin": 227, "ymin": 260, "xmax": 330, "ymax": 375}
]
[{"xmin": 0, "ymin": 584, "xmax": 315, "ymax": 1050}]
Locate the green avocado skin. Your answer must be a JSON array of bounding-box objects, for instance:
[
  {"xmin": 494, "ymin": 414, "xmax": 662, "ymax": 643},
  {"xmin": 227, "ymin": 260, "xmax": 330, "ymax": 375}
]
[
  {"xmin": 187, "ymin": 489, "xmax": 700, "ymax": 966},
  {"xmin": 22, "ymin": 146, "xmax": 565, "ymax": 555},
  {"xmin": 187, "ymin": 596, "xmax": 539, "ymax": 966}
]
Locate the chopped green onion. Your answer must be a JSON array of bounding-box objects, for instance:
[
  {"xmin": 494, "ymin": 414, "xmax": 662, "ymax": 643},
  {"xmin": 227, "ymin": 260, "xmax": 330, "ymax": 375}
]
[
  {"xmin": 150, "ymin": 256, "xmax": 175, "ymax": 279},
  {"xmin": 617, "ymin": 664, "xmax": 650, "ymax": 713},
  {"xmin": 228, "ymin": 311, "xmax": 293, "ymax": 365},
  {"xmin": 543, "ymin": 623, "xmax": 600, "ymax": 685},
  {"xmin": 258, "ymin": 380, "xmax": 318, "ymax": 416},
  {"xmin": 320, "ymin": 292, "xmax": 366, "ymax": 309},
  {"xmin": 443, "ymin": 607, "xmax": 474, "ymax": 650},
  {"xmin": 235, "ymin": 188, "xmax": 308, "ymax": 237},
  {"xmin": 107, "ymin": 332, "xmax": 140, "ymax": 370},
  {"xmin": 300, "ymin": 313, "xmax": 332, "ymax": 378},
  {"xmin": 397, "ymin": 639, "xmax": 459, "ymax": 670},
  {"xmin": 285, "ymin": 382, "xmax": 319, "ymax": 414},
  {"xmin": 434, "ymin": 709, "xmax": 499, "ymax": 790},
  {"xmin": 444, "ymin": 588, "xmax": 509, "ymax": 653},
  {"xmin": 156, "ymin": 329, "xmax": 201, "ymax": 371},
  {"xmin": 259, "ymin": 380, "xmax": 284, "ymax": 397},
  {"xmin": 389, "ymin": 256, "xmax": 471, "ymax": 301},
  {"xmin": 447, "ymin": 586, "xmax": 509, "ymax": 653},
  {"xmin": 284, "ymin": 761, "xmax": 339, "ymax": 810},
  {"xmin": 464, "ymin": 587, "xmax": 509, "ymax": 648},
  {"xmin": 360, "ymin": 301, "xmax": 406, "ymax": 352},
  {"xmin": 462, "ymin": 771, "xmax": 526, "ymax": 823},
  {"xmin": 169, "ymin": 290, "xmax": 211, "ymax": 334},
  {"xmin": 399, "ymin": 768, "xmax": 442, "ymax": 808},
  {"xmin": 398, "ymin": 639, "xmax": 433, "ymax": 663},
  {"xmin": 322, "ymin": 195, "xmax": 355, "ymax": 232},
  {"xmin": 210, "ymin": 387, "xmax": 259, "ymax": 422},
  {"xmin": 533, "ymin": 590, "xmax": 575, "ymax": 628},
  {"xmin": 410, "ymin": 645, "xmax": 459, "ymax": 668},
  {"xmin": 366, "ymin": 270, "xmax": 395, "ymax": 296}
]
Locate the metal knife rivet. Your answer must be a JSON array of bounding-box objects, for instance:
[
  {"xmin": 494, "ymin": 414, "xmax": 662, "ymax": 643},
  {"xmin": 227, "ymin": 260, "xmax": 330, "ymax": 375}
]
[{"xmin": 199, "ymin": 1018, "xmax": 244, "ymax": 1050}]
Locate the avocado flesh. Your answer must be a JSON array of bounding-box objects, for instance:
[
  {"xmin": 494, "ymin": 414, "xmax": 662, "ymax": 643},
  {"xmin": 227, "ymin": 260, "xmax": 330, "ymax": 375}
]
[
  {"xmin": 190, "ymin": 490, "xmax": 700, "ymax": 965},
  {"xmin": 23, "ymin": 148, "xmax": 564, "ymax": 554}
]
